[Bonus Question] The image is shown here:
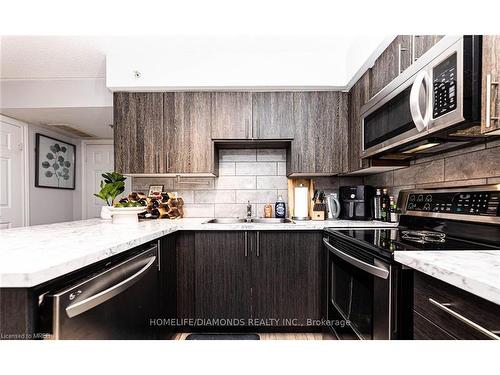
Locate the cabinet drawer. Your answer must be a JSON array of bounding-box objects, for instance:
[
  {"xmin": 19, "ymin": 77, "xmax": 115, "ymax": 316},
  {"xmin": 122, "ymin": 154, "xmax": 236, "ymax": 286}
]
[
  {"xmin": 414, "ymin": 273, "xmax": 500, "ymax": 340},
  {"xmin": 413, "ymin": 310, "xmax": 455, "ymax": 340}
]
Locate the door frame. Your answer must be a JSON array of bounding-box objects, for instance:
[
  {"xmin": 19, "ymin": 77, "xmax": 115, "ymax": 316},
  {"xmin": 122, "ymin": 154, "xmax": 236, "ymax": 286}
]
[
  {"xmin": 80, "ymin": 139, "xmax": 114, "ymax": 220},
  {"xmin": 0, "ymin": 114, "xmax": 30, "ymax": 227}
]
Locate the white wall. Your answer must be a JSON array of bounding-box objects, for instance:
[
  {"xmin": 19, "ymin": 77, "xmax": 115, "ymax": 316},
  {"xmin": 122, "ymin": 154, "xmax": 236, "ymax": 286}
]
[{"xmin": 28, "ymin": 123, "xmax": 80, "ymax": 225}]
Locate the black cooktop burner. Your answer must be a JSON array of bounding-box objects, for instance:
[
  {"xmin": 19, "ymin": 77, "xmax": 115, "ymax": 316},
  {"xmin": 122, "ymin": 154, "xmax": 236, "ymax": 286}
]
[{"xmin": 326, "ymin": 227, "xmax": 500, "ymax": 259}]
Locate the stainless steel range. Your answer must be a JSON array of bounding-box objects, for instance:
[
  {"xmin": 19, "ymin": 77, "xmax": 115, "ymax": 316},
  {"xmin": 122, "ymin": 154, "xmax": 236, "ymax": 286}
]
[{"xmin": 323, "ymin": 184, "xmax": 500, "ymax": 340}]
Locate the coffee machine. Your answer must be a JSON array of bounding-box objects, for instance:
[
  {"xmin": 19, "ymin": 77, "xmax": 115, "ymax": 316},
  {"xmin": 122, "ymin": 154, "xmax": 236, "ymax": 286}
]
[{"xmin": 339, "ymin": 185, "xmax": 375, "ymax": 220}]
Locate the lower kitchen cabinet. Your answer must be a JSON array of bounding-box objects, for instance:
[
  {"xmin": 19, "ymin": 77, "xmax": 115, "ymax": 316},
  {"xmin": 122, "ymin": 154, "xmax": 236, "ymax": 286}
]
[
  {"xmin": 252, "ymin": 232, "xmax": 322, "ymax": 325},
  {"xmin": 183, "ymin": 231, "xmax": 323, "ymax": 328},
  {"xmin": 413, "ymin": 272, "xmax": 500, "ymax": 340},
  {"xmin": 194, "ymin": 232, "xmax": 252, "ymax": 320}
]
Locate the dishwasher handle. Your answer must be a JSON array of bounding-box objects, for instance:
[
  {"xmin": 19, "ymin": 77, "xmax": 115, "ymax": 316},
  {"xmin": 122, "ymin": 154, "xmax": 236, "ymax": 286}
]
[{"xmin": 65, "ymin": 253, "xmax": 157, "ymax": 318}]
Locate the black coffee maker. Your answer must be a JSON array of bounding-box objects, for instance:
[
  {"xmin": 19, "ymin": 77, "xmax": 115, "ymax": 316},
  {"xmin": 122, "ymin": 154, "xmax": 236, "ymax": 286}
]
[{"xmin": 339, "ymin": 185, "xmax": 375, "ymax": 220}]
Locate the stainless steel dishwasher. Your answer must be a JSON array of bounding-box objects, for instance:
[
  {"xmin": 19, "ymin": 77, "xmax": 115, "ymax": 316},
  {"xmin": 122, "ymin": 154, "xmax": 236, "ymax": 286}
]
[{"xmin": 39, "ymin": 242, "xmax": 160, "ymax": 339}]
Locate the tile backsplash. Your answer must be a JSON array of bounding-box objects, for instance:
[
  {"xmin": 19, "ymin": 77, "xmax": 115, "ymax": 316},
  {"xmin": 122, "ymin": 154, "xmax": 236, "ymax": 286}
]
[{"xmin": 132, "ymin": 149, "xmax": 289, "ymax": 218}]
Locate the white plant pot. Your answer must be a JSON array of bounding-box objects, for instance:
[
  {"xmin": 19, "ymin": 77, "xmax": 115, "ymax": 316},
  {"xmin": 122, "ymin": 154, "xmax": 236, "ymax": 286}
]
[
  {"xmin": 100, "ymin": 206, "xmax": 113, "ymax": 220},
  {"xmin": 108, "ymin": 207, "xmax": 145, "ymax": 224}
]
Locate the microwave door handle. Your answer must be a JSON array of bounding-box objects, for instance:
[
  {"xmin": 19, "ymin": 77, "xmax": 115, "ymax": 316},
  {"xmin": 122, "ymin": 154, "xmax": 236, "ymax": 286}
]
[
  {"xmin": 65, "ymin": 255, "xmax": 157, "ymax": 318},
  {"xmin": 410, "ymin": 70, "xmax": 432, "ymax": 132},
  {"xmin": 323, "ymin": 238, "xmax": 389, "ymax": 279}
]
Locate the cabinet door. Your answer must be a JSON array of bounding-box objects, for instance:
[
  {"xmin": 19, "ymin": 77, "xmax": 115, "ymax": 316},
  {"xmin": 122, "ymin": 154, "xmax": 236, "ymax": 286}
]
[
  {"xmin": 211, "ymin": 92, "xmax": 252, "ymax": 139},
  {"xmin": 347, "ymin": 71, "xmax": 371, "ymax": 173},
  {"xmin": 165, "ymin": 93, "xmax": 214, "ymax": 173},
  {"xmin": 482, "ymin": 35, "xmax": 500, "ymax": 134},
  {"xmin": 194, "ymin": 232, "xmax": 252, "ymax": 320},
  {"xmin": 370, "ymin": 35, "xmax": 412, "ymax": 98},
  {"xmin": 412, "ymin": 35, "xmax": 444, "ymax": 63},
  {"xmin": 114, "ymin": 92, "xmax": 163, "ymax": 174},
  {"xmin": 290, "ymin": 92, "xmax": 346, "ymax": 175},
  {"xmin": 252, "ymin": 92, "xmax": 294, "ymax": 139},
  {"xmin": 252, "ymin": 232, "xmax": 322, "ymax": 325}
]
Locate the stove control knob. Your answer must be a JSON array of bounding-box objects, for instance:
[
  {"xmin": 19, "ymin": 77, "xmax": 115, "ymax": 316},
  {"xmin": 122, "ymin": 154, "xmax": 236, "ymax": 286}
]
[
  {"xmin": 424, "ymin": 203, "xmax": 431, "ymax": 211},
  {"xmin": 417, "ymin": 195, "xmax": 424, "ymax": 202},
  {"xmin": 425, "ymin": 195, "xmax": 433, "ymax": 202},
  {"xmin": 409, "ymin": 195, "xmax": 416, "ymax": 202}
]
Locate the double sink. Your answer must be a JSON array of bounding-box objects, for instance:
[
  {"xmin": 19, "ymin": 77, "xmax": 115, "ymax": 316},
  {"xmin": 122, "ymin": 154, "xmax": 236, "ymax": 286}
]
[{"xmin": 204, "ymin": 218, "xmax": 294, "ymax": 224}]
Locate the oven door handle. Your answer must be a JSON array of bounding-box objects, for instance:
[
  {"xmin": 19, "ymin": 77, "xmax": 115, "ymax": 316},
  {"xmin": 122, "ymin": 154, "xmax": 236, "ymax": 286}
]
[
  {"xmin": 410, "ymin": 70, "xmax": 432, "ymax": 132},
  {"xmin": 65, "ymin": 255, "xmax": 157, "ymax": 318},
  {"xmin": 323, "ymin": 238, "xmax": 389, "ymax": 279}
]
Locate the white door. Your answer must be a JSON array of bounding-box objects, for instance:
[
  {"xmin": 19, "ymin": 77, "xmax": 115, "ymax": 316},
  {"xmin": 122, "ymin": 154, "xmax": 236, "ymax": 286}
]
[
  {"xmin": 85, "ymin": 144, "xmax": 115, "ymax": 219},
  {"xmin": 0, "ymin": 121, "xmax": 25, "ymax": 229}
]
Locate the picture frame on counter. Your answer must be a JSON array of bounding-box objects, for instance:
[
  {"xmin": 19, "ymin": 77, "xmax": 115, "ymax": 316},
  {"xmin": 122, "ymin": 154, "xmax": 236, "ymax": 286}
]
[
  {"xmin": 148, "ymin": 185, "xmax": 164, "ymax": 197},
  {"xmin": 35, "ymin": 133, "xmax": 76, "ymax": 190}
]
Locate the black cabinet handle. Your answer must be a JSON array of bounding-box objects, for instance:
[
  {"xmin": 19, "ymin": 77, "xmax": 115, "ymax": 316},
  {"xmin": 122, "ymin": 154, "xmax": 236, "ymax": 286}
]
[
  {"xmin": 256, "ymin": 232, "xmax": 260, "ymax": 257},
  {"xmin": 244, "ymin": 231, "xmax": 248, "ymax": 257}
]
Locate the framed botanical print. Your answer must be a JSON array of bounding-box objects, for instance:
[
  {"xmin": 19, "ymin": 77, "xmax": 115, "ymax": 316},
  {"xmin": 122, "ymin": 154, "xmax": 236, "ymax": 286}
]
[{"xmin": 35, "ymin": 133, "xmax": 76, "ymax": 189}]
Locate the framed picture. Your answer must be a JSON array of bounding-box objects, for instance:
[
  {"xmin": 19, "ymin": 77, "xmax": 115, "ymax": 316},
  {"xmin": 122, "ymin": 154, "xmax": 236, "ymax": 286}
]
[
  {"xmin": 35, "ymin": 133, "xmax": 76, "ymax": 190},
  {"xmin": 148, "ymin": 185, "xmax": 164, "ymax": 197}
]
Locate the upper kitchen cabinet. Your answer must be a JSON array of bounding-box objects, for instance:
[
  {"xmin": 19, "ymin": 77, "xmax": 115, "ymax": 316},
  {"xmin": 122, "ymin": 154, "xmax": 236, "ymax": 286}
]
[
  {"xmin": 370, "ymin": 35, "xmax": 413, "ymax": 98},
  {"xmin": 252, "ymin": 92, "xmax": 294, "ymax": 139},
  {"xmin": 164, "ymin": 93, "xmax": 216, "ymax": 174},
  {"xmin": 370, "ymin": 35, "xmax": 444, "ymax": 98},
  {"xmin": 114, "ymin": 92, "xmax": 164, "ymax": 174},
  {"xmin": 482, "ymin": 35, "xmax": 500, "ymax": 135},
  {"xmin": 346, "ymin": 71, "xmax": 371, "ymax": 173},
  {"xmin": 211, "ymin": 92, "xmax": 252, "ymax": 139},
  {"xmin": 288, "ymin": 91, "xmax": 348, "ymax": 175},
  {"xmin": 412, "ymin": 35, "xmax": 444, "ymax": 63}
]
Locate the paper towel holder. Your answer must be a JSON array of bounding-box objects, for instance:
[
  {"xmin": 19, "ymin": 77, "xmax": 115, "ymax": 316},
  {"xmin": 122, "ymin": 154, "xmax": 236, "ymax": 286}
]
[{"xmin": 292, "ymin": 183, "xmax": 311, "ymax": 221}]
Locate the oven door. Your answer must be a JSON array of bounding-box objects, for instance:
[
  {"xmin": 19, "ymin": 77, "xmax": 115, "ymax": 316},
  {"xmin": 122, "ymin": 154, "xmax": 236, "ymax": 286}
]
[{"xmin": 323, "ymin": 236, "xmax": 392, "ymax": 340}]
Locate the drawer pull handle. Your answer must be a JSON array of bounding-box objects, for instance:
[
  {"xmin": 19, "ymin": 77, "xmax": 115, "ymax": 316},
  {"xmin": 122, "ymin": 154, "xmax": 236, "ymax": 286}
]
[{"xmin": 428, "ymin": 298, "xmax": 500, "ymax": 340}]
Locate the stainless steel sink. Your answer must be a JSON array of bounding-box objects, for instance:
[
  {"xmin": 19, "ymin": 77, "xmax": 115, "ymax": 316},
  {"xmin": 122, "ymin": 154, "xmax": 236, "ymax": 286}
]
[
  {"xmin": 203, "ymin": 218, "xmax": 247, "ymax": 224},
  {"xmin": 203, "ymin": 218, "xmax": 294, "ymax": 224},
  {"xmin": 251, "ymin": 218, "xmax": 294, "ymax": 224}
]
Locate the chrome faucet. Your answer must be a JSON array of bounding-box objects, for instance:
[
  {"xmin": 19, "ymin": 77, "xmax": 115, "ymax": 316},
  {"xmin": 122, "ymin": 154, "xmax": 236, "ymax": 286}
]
[{"xmin": 246, "ymin": 201, "xmax": 252, "ymax": 222}]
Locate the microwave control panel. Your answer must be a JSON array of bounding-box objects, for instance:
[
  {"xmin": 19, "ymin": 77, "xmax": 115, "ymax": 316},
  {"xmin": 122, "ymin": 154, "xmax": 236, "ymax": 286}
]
[
  {"xmin": 433, "ymin": 52, "xmax": 457, "ymax": 119},
  {"xmin": 406, "ymin": 191, "xmax": 500, "ymax": 217}
]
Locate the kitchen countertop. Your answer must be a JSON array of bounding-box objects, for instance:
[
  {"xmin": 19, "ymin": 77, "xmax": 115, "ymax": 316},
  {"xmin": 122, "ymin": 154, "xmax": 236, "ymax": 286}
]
[
  {"xmin": 394, "ymin": 251, "xmax": 500, "ymax": 306},
  {"xmin": 0, "ymin": 218, "xmax": 397, "ymax": 288}
]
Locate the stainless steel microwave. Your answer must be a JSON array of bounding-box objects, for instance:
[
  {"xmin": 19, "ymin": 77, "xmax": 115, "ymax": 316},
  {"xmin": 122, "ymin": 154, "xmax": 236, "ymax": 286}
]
[{"xmin": 361, "ymin": 35, "xmax": 484, "ymax": 159}]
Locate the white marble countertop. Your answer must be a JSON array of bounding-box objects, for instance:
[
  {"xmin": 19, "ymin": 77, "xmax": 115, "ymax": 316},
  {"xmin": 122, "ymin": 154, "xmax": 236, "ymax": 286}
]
[
  {"xmin": 0, "ymin": 218, "xmax": 396, "ymax": 288},
  {"xmin": 394, "ymin": 251, "xmax": 500, "ymax": 306}
]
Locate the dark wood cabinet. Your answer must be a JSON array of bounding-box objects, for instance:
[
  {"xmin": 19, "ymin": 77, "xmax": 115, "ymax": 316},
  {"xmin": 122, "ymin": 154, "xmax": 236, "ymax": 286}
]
[
  {"xmin": 184, "ymin": 230, "xmax": 323, "ymax": 327},
  {"xmin": 481, "ymin": 35, "xmax": 500, "ymax": 134},
  {"xmin": 412, "ymin": 35, "xmax": 444, "ymax": 63},
  {"xmin": 346, "ymin": 71, "xmax": 371, "ymax": 173},
  {"xmin": 194, "ymin": 232, "xmax": 252, "ymax": 320},
  {"xmin": 413, "ymin": 272, "xmax": 500, "ymax": 340},
  {"xmin": 165, "ymin": 92, "xmax": 215, "ymax": 174},
  {"xmin": 370, "ymin": 35, "xmax": 412, "ymax": 98},
  {"xmin": 288, "ymin": 92, "xmax": 347, "ymax": 175},
  {"xmin": 114, "ymin": 92, "xmax": 164, "ymax": 174},
  {"xmin": 252, "ymin": 92, "xmax": 294, "ymax": 139},
  {"xmin": 211, "ymin": 92, "xmax": 252, "ymax": 139},
  {"xmin": 252, "ymin": 232, "xmax": 322, "ymax": 325}
]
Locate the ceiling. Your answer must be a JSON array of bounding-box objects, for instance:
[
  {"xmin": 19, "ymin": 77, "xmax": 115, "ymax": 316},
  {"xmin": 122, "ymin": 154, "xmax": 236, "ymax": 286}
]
[{"xmin": 0, "ymin": 35, "xmax": 387, "ymax": 139}]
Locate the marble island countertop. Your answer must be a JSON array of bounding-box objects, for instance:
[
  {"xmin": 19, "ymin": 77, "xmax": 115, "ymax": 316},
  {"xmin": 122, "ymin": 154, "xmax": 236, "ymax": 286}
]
[
  {"xmin": 0, "ymin": 217, "xmax": 397, "ymax": 288},
  {"xmin": 394, "ymin": 251, "xmax": 500, "ymax": 306}
]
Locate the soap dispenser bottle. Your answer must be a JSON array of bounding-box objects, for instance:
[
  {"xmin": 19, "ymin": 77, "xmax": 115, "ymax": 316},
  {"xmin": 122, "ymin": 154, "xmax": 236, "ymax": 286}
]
[{"xmin": 275, "ymin": 195, "xmax": 286, "ymax": 218}]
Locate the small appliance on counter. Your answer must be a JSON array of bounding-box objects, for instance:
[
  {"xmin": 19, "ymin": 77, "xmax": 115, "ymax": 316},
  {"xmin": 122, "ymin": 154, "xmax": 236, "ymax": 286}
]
[
  {"xmin": 339, "ymin": 185, "xmax": 375, "ymax": 220},
  {"xmin": 312, "ymin": 190, "xmax": 327, "ymax": 221},
  {"xmin": 326, "ymin": 193, "xmax": 341, "ymax": 220}
]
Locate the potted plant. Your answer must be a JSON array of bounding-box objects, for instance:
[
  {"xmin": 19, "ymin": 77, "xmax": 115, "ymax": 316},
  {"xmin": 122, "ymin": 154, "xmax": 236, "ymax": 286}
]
[{"xmin": 94, "ymin": 172, "xmax": 126, "ymax": 219}]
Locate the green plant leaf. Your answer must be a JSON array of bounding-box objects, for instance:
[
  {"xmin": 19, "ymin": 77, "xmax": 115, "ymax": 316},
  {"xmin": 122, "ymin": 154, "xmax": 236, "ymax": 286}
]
[
  {"xmin": 42, "ymin": 161, "xmax": 50, "ymax": 168},
  {"xmin": 58, "ymin": 156, "xmax": 64, "ymax": 162},
  {"xmin": 46, "ymin": 153, "xmax": 54, "ymax": 160},
  {"xmin": 53, "ymin": 163, "xmax": 60, "ymax": 170},
  {"xmin": 64, "ymin": 161, "xmax": 71, "ymax": 167},
  {"xmin": 49, "ymin": 145, "xmax": 57, "ymax": 153},
  {"xmin": 45, "ymin": 171, "xmax": 53, "ymax": 177},
  {"xmin": 61, "ymin": 146, "xmax": 67, "ymax": 153}
]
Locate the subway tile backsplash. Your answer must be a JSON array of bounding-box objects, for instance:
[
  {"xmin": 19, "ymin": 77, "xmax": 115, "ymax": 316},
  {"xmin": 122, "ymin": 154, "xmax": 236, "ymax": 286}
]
[{"xmin": 132, "ymin": 149, "xmax": 289, "ymax": 218}]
